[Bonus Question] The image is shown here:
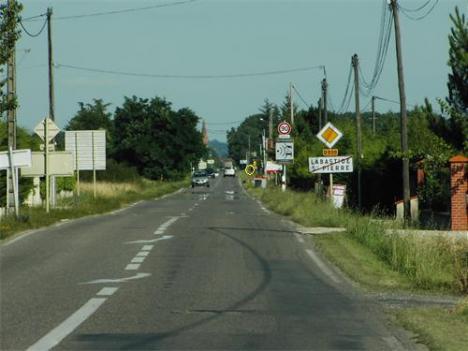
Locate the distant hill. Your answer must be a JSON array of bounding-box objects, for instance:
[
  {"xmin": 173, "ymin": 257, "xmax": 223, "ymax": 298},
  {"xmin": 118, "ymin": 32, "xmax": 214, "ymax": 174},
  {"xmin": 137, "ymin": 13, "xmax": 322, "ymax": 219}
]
[{"xmin": 208, "ymin": 139, "xmax": 228, "ymax": 158}]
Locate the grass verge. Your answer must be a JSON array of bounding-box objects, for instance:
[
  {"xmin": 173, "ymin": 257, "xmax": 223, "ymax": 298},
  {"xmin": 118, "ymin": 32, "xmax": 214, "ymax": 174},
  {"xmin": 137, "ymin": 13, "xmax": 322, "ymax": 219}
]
[
  {"xmin": 392, "ymin": 298, "xmax": 468, "ymax": 351},
  {"xmin": 0, "ymin": 178, "xmax": 188, "ymax": 240},
  {"xmin": 244, "ymin": 180, "xmax": 467, "ymax": 295}
]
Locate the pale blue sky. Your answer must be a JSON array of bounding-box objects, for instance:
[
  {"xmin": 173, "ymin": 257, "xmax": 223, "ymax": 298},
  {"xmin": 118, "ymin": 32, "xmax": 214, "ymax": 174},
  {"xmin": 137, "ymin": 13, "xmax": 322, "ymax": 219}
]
[{"xmin": 9, "ymin": 0, "xmax": 467, "ymax": 141}]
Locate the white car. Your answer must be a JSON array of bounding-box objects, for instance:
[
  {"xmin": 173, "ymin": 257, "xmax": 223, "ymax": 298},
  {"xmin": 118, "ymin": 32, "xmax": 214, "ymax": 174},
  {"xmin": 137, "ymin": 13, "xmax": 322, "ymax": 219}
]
[{"xmin": 223, "ymin": 167, "xmax": 235, "ymax": 177}]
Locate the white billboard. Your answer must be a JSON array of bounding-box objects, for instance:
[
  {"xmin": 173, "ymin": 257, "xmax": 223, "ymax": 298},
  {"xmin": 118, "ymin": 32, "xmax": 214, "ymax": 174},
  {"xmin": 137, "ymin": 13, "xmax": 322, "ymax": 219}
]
[
  {"xmin": 65, "ymin": 130, "xmax": 106, "ymax": 171},
  {"xmin": 21, "ymin": 152, "xmax": 74, "ymax": 177}
]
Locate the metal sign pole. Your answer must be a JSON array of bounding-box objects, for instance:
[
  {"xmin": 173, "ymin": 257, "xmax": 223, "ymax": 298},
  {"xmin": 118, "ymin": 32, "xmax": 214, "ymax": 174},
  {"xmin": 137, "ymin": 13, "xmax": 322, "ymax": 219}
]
[{"xmin": 329, "ymin": 173, "xmax": 334, "ymax": 202}]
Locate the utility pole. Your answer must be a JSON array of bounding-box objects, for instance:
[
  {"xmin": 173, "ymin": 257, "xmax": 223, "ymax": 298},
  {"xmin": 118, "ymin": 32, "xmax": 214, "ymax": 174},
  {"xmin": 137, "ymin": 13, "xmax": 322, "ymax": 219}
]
[
  {"xmin": 268, "ymin": 107, "xmax": 273, "ymax": 147},
  {"xmin": 352, "ymin": 54, "xmax": 363, "ymax": 210},
  {"xmin": 6, "ymin": 0, "xmax": 18, "ymax": 215},
  {"xmin": 47, "ymin": 7, "xmax": 55, "ymax": 121},
  {"xmin": 390, "ymin": 0, "xmax": 411, "ymax": 223},
  {"xmin": 372, "ymin": 96, "xmax": 376, "ymax": 135},
  {"xmin": 289, "ymin": 82, "xmax": 294, "ymax": 126},
  {"xmin": 46, "ymin": 7, "xmax": 58, "ymax": 207},
  {"xmin": 318, "ymin": 97, "xmax": 322, "ymax": 131},
  {"xmin": 322, "ymin": 78, "xmax": 328, "ymax": 124}
]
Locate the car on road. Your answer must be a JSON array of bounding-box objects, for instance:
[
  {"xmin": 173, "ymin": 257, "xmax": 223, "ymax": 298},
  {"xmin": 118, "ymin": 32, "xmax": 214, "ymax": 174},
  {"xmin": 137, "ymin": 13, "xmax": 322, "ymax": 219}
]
[
  {"xmin": 206, "ymin": 168, "xmax": 216, "ymax": 178},
  {"xmin": 223, "ymin": 166, "xmax": 235, "ymax": 177},
  {"xmin": 191, "ymin": 170, "xmax": 210, "ymax": 188}
]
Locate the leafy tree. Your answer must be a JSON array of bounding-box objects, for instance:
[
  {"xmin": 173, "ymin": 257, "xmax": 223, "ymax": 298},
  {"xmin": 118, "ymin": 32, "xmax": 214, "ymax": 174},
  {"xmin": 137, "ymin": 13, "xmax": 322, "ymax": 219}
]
[
  {"xmin": 0, "ymin": 0, "xmax": 22, "ymax": 117},
  {"xmin": 65, "ymin": 99, "xmax": 113, "ymax": 131},
  {"xmin": 447, "ymin": 6, "xmax": 468, "ymax": 115},
  {"xmin": 112, "ymin": 96, "xmax": 205, "ymax": 180}
]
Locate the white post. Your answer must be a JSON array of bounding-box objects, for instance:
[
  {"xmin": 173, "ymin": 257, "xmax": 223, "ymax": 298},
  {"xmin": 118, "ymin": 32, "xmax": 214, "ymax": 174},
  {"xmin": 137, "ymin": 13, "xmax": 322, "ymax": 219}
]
[
  {"xmin": 45, "ymin": 118, "xmax": 50, "ymax": 213},
  {"xmin": 75, "ymin": 132, "xmax": 80, "ymax": 196},
  {"xmin": 282, "ymin": 165, "xmax": 287, "ymax": 192},
  {"xmin": 92, "ymin": 131, "xmax": 96, "ymax": 198},
  {"xmin": 329, "ymin": 173, "xmax": 334, "ymax": 202},
  {"xmin": 7, "ymin": 147, "xmax": 19, "ymax": 217}
]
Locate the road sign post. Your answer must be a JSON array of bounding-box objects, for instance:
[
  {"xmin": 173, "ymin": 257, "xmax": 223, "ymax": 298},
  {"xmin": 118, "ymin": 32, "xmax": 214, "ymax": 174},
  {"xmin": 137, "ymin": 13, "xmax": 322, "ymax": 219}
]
[{"xmin": 276, "ymin": 121, "xmax": 293, "ymax": 191}]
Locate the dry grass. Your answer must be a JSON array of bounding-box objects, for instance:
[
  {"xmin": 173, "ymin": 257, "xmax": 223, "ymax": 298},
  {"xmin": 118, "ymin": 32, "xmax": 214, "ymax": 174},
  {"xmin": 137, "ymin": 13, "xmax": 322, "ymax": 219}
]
[{"xmin": 79, "ymin": 181, "xmax": 142, "ymax": 198}]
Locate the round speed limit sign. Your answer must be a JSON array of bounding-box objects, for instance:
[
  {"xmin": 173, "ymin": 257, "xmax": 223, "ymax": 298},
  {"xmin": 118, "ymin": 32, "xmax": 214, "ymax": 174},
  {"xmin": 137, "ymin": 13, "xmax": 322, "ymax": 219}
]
[{"xmin": 278, "ymin": 121, "xmax": 292, "ymax": 136}]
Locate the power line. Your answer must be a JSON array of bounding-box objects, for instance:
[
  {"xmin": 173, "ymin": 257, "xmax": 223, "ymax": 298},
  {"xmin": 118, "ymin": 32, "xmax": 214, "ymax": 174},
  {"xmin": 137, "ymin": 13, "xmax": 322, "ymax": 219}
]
[
  {"xmin": 19, "ymin": 17, "xmax": 48, "ymax": 37},
  {"xmin": 23, "ymin": 0, "xmax": 200, "ymax": 22},
  {"xmin": 398, "ymin": 0, "xmax": 432, "ymax": 12},
  {"xmin": 206, "ymin": 120, "xmax": 244, "ymax": 125},
  {"xmin": 292, "ymin": 85, "xmax": 312, "ymax": 108},
  {"xmin": 337, "ymin": 63, "xmax": 353, "ymax": 113},
  {"xmin": 54, "ymin": 63, "xmax": 326, "ymax": 79},
  {"xmin": 399, "ymin": 0, "xmax": 439, "ymax": 21}
]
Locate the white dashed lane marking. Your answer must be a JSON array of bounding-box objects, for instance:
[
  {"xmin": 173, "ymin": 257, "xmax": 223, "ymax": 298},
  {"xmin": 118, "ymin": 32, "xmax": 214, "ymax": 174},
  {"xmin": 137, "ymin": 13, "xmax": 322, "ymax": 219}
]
[
  {"xmin": 125, "ymin": 263, "xmax": 140, "ymax": 271},
  {"xmin": 26, "ymin": 298, "xmax": 107, "ymax": 351},
  {"xmin": 96, "ymin": 287, "xmax": 118, "ymax": 297},
  {"xmin": 131, "ymin": 257, "xmax": 145, "ymax": 263}
]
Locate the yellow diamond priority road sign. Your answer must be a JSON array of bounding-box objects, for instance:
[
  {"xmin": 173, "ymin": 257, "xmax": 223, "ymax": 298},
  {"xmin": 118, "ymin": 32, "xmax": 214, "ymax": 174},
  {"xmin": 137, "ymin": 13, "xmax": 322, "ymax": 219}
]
[{"xmin": 316, "ymin": 122, "xmax": 343, "ymax": 148}]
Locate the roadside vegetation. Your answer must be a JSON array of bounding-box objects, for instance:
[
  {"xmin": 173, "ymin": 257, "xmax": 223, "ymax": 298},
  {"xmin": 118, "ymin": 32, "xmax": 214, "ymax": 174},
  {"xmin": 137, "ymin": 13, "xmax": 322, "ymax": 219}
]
[
  {"xmin": 393, "ymin": 298, "xmax": 468, "ymax": 351},
  {"xmin": 245, "ymin": 181, "xmax": 467, "ymax": 295},
  {"xmin": 0, "ymin": 178, "xmax": 188, "ymax": 240}
]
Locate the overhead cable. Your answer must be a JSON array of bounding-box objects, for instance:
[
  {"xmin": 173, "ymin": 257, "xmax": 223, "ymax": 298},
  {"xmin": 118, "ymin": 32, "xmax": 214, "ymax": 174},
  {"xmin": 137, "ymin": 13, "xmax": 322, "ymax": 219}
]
[
  {"xmin": 292, "ymin": 85, "xmax": 312, "ymax": 108},
  {"xmin": 337, "ymin": 63, "xmax": 353, "ymax": 113},
  {"xmin": 19, "ymin": 17, "xmax": 48, "ymax": 37},
  {"xmin": 399, "ymin": 0, "xmax": 439, "ymax": 21},
  {"xmin": 54, "ymin": 63, "xmax": 326, "ymax": 79},
  {"xmin": 26, "ymin": 0, "xmax": 200, "ymax": 21}
]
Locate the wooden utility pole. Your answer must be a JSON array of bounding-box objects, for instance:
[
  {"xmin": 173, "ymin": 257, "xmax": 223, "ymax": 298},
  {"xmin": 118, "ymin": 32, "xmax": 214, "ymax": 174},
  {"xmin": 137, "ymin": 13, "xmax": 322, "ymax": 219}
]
[
  {"xmin": 47, "ymin": 7, "xmax": 55, "ymax": 121},
  {"xmin": 352, "ymin": 54, "xmax": 362, "ymax": 210},
  {"xmin": 268, "ymin": 107, "xmax": 273, "ymax": 149},
  {"xmin": 289, "ymin": 82, "xmax": 294, "ymax": 125},
  {"xmin": 6, "ymin": 0, "xmax": 18, "ymax": 215},
  {"xmin": 372, "ymin": 96, "xmax": 376, "ymax": 135},
  {"xmin": 390, "ymin": 0, "xmax": 411, "ymax": 223},
  {"xmin": 46, "ymin": 7, "xmax": 58, "ymax": 207},
  {"xmin": 322, "ymin": 78, "xmax": 328, "ymax": 124}
]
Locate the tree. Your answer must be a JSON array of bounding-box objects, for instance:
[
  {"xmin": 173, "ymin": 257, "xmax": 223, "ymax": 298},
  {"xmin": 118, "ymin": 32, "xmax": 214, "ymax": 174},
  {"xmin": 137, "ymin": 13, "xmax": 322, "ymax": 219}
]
[
  {"xmin": 112, "ymin": 96, "xmax": 206, "ymax": 180},
  {"xmin": 65, "ymin": 99, "xmax": 113, "ymax": 131},
  {"xmin": 447, "ymin": 6, "xmax": 468, "ymax": 115},
  {"xmin": 0, "ymin": 0, "xmax": 22, "ymax": 117}
]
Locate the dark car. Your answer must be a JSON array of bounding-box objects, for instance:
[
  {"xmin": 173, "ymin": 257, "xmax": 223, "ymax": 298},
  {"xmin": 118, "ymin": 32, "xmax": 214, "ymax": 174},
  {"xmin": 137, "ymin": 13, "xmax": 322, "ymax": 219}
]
[
  {"xmin": 206, "ymin": 168, "xmax": 216, "ymax": 178},
  {"xmin": 191, "ymin": 170, "xmax": 210, "ymax": 188}
]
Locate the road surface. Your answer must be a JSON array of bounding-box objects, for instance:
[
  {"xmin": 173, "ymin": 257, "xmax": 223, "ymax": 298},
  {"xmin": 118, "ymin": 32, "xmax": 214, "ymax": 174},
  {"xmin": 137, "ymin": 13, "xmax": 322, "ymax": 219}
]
[{"xmin": 1, "ymin": 176, "xmax": 418, "ymax": 350}]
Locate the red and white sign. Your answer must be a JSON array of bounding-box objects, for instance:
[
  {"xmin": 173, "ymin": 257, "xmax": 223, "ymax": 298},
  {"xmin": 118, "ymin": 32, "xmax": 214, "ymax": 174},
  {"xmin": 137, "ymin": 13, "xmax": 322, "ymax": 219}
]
[{"xmin": 277, "ymin": 121, "xmax": 292, "ymax": 136}]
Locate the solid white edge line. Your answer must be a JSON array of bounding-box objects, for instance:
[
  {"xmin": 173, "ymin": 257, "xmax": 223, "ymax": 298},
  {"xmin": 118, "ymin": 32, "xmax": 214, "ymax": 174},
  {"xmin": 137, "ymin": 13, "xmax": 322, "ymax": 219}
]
[
  {"xmin": 26, "ymin": 297, "xmax": 107, "ymax": 351},
  {"xmin": 294, "ymin": 233, "xmax": 305, "ymax": 243},
  {"xmin": 305, "ymin": 249, "xmax": 340, "ymax": 284},
  {"xmin": 96, "ymin": 287, "xmax": 118, "ymax": 296}
]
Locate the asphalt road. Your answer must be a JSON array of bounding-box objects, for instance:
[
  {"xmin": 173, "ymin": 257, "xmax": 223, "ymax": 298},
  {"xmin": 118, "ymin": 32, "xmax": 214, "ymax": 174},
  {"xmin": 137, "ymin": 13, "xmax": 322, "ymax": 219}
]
[{"xmin": 1, "ymin": 176, "xmax": 419, "ymax": 350}]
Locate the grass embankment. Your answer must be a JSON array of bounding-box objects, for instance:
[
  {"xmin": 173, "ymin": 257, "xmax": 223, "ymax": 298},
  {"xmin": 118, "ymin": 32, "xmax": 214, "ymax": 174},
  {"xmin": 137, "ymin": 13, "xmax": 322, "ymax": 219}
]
[
  {"xmin": 394, "ymin": 299, "xmax": 468, "ymax": 351},
  {"xmin": 0, "ymin": 179, "xmax": 188, "ymax": 240}
]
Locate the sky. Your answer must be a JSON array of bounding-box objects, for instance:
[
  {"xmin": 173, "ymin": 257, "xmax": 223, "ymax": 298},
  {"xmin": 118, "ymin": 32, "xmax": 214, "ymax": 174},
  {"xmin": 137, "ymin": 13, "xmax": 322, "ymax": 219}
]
[{"xmin": 6, "ymin": 0, "xmax": 467, "ymax": 142}]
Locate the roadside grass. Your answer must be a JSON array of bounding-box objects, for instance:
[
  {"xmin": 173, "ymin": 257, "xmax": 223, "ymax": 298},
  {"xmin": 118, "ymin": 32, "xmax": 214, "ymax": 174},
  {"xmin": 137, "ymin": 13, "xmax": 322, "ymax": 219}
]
[
  {"xmin": 245, "ymin": 184, "xmax": 468, "ymax": 295},
  {"xmin": 392, "ymin": 298, "xmax": 468, "ymax": 351},
  {"xmin": 312, "ymin": 234, "xmax": 414, "ymax": 292},
  {"xmin": 0, "ymin": 178, "xmax": 188, "ymax": 240}
]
